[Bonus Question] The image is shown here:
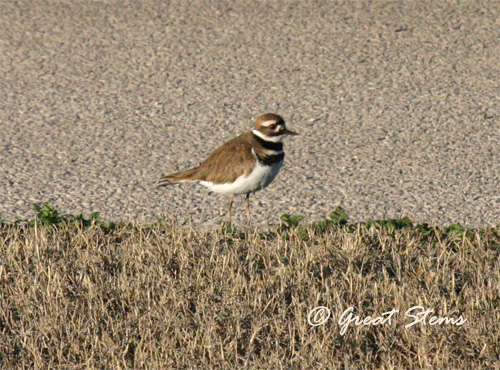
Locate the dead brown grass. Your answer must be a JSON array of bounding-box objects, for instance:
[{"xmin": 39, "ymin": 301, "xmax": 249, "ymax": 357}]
[{"xmin": 0, "ymin": 221, "xmax": 499, "ymax": 369}]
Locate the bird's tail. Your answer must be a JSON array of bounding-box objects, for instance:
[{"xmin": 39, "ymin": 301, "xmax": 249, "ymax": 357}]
[{"xmin": 156, "ymin": 167, "xmax": 200, "ymax": 187}]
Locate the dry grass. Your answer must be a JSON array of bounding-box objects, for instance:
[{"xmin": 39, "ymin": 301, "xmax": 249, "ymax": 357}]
[{"xmin": 0, "ymin": 219, "xmax": 499, "ymax": 369}]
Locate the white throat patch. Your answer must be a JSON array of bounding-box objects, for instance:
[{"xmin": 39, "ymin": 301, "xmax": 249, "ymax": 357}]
[{"xmin": 252, "ymin": 129, "xmax": 284, "ymax": 143}]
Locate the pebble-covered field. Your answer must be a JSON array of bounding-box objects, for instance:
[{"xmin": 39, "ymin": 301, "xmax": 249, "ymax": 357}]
[{"xmin": 1, "ymin": 1, "xmax": 499, "ymax": 227}]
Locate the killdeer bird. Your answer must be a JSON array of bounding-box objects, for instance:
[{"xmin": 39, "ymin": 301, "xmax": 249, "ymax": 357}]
[{"xmin": 157, "ymin": 113, "xmax": 298, "ymax": 226}]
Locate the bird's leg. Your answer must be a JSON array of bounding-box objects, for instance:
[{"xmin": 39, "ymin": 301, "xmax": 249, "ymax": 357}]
[
  {"xmin": 245, "ymin": 193, "xmax": 252, "ymax": 228},
  {"xmin": 227, "ymin": 195, "xmax": 234, "ymax": 224}
]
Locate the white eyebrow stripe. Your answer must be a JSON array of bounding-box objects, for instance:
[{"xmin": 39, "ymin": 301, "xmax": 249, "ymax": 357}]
[{"xmin": 261, "ymin": 120, "xmax": 278, "ymax": 127}]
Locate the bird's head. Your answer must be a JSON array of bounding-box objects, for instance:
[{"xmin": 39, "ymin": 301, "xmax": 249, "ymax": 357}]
[{"xmin": 252, "ymin": 113, "xmax": 298, "ymax": 142}]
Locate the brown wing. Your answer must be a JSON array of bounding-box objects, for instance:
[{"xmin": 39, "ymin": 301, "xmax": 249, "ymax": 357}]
[
  {"xmin": 194, "ymin": 132, "xmax": 256, "ymax": 184},
  {"xmin": 157, "ymin": 167, "xmax": 201, "ymax": 187}
]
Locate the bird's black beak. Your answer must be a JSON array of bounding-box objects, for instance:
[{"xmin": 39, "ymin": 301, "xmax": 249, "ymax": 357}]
[{"xmin": 284, "ymin": 128, "xmax": 299, "ymax": 136}]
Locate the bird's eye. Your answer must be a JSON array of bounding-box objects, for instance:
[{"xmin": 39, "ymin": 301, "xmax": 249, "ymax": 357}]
[{"xmin": 269, "ymin": 124, "xmax": 276, "ymax": 130}]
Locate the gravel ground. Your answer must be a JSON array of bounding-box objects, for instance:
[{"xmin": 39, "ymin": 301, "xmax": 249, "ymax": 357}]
[{"xmin": 1, "ymin": 1, "xmax": 499, "ymax": 228}]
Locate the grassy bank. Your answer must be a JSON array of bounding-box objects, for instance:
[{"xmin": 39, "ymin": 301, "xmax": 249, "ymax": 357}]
[{"xmin": 0, "ymin": 205, "xmax": 499, "ymax": 369}]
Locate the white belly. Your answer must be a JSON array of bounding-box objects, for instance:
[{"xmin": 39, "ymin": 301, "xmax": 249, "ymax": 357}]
[{"xmin": 199, "ymin": 160, "xmax": 283, "ymax": 195}]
